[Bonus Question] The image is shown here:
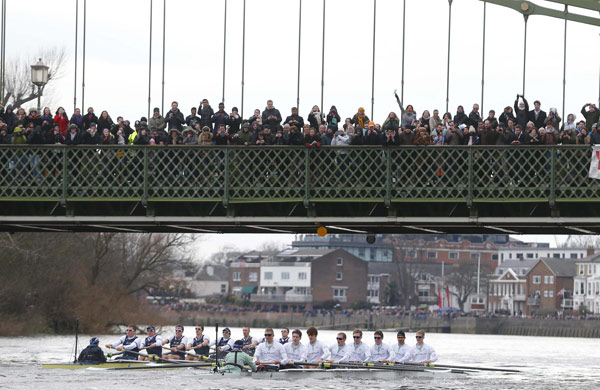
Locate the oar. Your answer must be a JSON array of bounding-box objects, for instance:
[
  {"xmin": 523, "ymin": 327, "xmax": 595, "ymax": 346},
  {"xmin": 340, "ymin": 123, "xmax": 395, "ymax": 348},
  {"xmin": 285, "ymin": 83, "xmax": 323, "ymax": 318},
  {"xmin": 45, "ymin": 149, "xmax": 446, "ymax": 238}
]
[
  {"xmin": 161, "ymin": 346, "xmax": 210, "ymax": 361},
  {"xmin": 105, "ymin": 351, "xmax": 124, "ymax": 359},
  {"xmin": 107, "ymin": 348, "xmax": 186, "ymax": 365},
  {"xmin": 402, "ymin": 362, "xmax": 520, "ymax": 373}
]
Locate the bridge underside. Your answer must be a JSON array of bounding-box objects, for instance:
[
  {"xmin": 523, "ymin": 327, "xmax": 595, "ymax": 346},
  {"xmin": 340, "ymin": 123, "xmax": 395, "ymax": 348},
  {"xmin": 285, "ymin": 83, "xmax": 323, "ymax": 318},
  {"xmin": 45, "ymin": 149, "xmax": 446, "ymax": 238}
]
[
  {"xmin": 2, "ymin": 200, "xmax": 600, "ymax": 234},
  {"xmin": 1, "ymin": 145, "xmax": 599, "ymax": 234}
]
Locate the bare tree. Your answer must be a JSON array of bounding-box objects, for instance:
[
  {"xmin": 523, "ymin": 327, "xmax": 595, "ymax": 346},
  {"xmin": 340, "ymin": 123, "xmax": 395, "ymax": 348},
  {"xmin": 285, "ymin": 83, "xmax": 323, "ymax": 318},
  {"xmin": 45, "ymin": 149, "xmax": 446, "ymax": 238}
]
[
  {"xmin": 559, "ymin": 235, "xmax": 600, "ymax": 249},
  {"xmin": 2, "ymin": 46, "xmax": 67, "ymax": 108},
  {"xmin": 447, "ymin": 259, "xmax": 491, "ymax": 311}
]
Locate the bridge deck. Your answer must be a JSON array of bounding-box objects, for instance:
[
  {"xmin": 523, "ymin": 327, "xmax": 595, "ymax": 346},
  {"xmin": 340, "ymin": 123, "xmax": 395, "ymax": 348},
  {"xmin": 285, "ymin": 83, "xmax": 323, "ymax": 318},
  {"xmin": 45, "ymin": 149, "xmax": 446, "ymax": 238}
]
[{"xmin": 0, "ymin": 145, "xmax": 598, "ymax": 234}]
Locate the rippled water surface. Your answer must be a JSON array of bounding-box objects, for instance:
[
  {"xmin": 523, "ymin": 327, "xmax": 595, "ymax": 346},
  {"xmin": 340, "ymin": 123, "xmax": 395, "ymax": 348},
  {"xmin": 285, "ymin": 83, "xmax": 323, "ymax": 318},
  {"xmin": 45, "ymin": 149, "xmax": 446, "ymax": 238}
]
[{"xmin": 1, "ymin": 328, "xmax": 599, "ymax": 389}]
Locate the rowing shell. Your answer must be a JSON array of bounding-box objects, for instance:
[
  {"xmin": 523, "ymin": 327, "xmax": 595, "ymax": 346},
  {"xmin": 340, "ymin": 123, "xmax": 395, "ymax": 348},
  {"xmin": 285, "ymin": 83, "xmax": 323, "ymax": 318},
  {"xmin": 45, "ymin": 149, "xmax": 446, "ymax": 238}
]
[{"xmin": 42, "ymin": 361, "xmax": 161, "ymax": 369}]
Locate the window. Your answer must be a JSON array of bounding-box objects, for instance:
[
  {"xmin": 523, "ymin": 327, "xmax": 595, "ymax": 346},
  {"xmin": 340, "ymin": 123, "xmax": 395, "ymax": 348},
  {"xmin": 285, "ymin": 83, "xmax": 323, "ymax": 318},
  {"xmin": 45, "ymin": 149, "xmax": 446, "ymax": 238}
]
[
  {"xmin": 553, "ymin": 253, "xmax": 561, "ymax": 259},
  {"xmin": 470, "ymin": 253, "xmax": 480, "ymax": 260},
  {"xmin": 492, "ymin": 254, "xmax": 499, "ymax": 261},
  {"xmin": 358, "ymin": 248, "xmax": 366, "ymax": 258},
  {"xmin": 427, "ymin": 251, "xmax": 437, "ymax": 259},
  {"xmin": 544, "ymin": 276, "xmax": 549, "ymax": 284},
  {"xmin": 282, "ymin": 272, "xmax": 290, "ymax": 280},
  {"xmin": 383, "ymin": 250, "xmax": 390, "ymax": 259},
  {"xmin": 220, "ymin": 284, "xmax": 226, "ymax": 293},
  {"xmin": 368, "ymin": 289, "xmax": 379, "ymax": 297},
  {"xmin": 579, "ymin": 265, "xmax": 584, "ymax": 275},
  {"xmin": 369, "ymin": 276, "xmax": 380, "ymax": 283},
  {"xmin": 336, "ymin": 272, "xmax": 343, "ymax": 281},
  {"xmin": 418, "ymin": 290, "xmax": 429, "ymax": 297},
  {"xmin": 248, "ymin": 272, "xmax": 258, "ymax": 282},
  {"xmin": 406, "ymin": 250, "xmax": 416, "ymax": 258},
  {"xmin": 544, "ymin": 290, "xmax": 549, "ymax": 298},
  {"xmin": 337, "ymin": 258, "xmax": 344, "ymax": 266},
  {"xmin": 298, "ymin": 272, "xmax": 307, "ymax": 280},
  {"xmin": 516, "ymin": 253, "xmax": 523, "ymax": 259},
  {"xmin": 570, "ymin": 253, "xmax": 578, "ymax": 259},
  {"xmin": 509, "ymin": 253, "xmax": 512, "ymax": 259},
  {"xmin": 526, "ymin": 253, "xmax": 534, "ymax": 259},
  {"xmin": 449, "ymin": 252, "xmax": 459, "ymax": 260},
  {"xmin": 588, "ymin": 265, "xmax": 593, "ymax": 274},
  {"xmin": 549, "ymin": 290, "xmax": 554, "ymax": 298},
  {"xmin": 264, "ymin": 272, "xmax": 273, "ymax": 280},
  {"xmin": 497, "ymin": 269, "xmax": 503, "ymax": 275},
  {"xmin": 296, "ymin": 287, "xmax": 310, "ymax": 295},
  {"xmin": 548, "ymin": 276, "xmax": 554, "ymax": 284},
  {"xmin": 333, "ymin": 288, "xmax": 346, "ymax": 297},
  {"xmin": 522, "ymin": 269, "xmax": 527, "ymax": 275},
  {"xmin": 232, "ymin": 272, "xmax": 241, "ymax": 282},
  {"xmin": 533, "ymin": 275, "xmax": 541, "ymax": 284},
  {"xmin": 369, "ymin": 250, "xmax": 376, "ymax": 261}
]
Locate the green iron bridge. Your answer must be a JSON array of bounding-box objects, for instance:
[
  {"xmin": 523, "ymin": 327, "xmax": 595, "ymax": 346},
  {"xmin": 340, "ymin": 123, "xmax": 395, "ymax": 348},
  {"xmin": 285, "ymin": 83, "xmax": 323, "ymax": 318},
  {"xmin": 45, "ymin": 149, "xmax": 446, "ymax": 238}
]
[{"xmin": 0, "ymin": 145, "xmax": 599, "ymax": 234}]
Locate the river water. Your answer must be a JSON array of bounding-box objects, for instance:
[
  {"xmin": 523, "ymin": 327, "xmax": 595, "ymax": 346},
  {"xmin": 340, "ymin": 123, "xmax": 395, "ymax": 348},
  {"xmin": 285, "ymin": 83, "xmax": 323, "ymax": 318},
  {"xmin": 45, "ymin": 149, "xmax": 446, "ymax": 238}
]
[{"xmin": 0, "ymin": 327, "xmax": 598, "ymax": 389}]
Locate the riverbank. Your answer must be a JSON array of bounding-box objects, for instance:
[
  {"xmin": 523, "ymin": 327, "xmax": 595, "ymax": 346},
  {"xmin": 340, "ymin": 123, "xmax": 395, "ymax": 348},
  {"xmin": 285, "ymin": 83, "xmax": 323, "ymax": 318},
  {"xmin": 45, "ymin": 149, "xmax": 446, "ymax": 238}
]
[{"xmin": 167, "ymin": 311, "xmax": 600, "ymax": 338}]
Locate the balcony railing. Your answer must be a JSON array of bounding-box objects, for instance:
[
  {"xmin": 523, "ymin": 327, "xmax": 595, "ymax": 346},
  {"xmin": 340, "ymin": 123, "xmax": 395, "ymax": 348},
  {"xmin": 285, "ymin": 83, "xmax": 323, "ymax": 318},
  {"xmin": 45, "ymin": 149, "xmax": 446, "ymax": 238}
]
[
  {"xmin": 527, "ymin": 297, "xmax": 541, "ymax": 306},
  {"xmin": 250, "ymin": 294, "xmax": 312, "ymax": 303},
  {"xmin": 561, "ymin": 299, "xmax": 574, "ymax": 308},
  {"xmin": 0, "ymin": 145, "xmax": 597, "ymax": 204}
]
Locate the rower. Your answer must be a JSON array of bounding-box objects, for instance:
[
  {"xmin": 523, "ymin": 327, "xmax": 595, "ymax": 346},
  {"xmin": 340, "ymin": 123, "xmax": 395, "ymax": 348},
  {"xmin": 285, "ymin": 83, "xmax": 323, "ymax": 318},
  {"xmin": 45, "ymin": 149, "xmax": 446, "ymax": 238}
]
[
  {"xmin": 283, "ymin": 329, "xmax": 305, "ymax": 367},
  {"xmin": 368, "ymin": 330, "xmax": 392, "ymax": 363},
  {"xmin": 390, "ymin": 331, "xmax": 410, "ymax": 363},
  {"xmin": 105, "ymin": 325, "xmax": 143, "ymax": 360},
  {"xmin": 162, "ymin": 324, "xmax": 188, "ymax": 360},
  {"xmin": 139, "ymin": 326, "xmax": 162, "ymax": 361},
  {"xmin": 253, "ymin": 328, "xmax": 288, "ymax": 369},
  {"xmin": 241, "ymin": 326, "xmax": 258, "ymax": 354},
  {"xmin": 279, "ymin": 327, "xmax": 290, "ymax": 345},
  {"xmin": 304, "ymin": 327, "xmax": 330, "ymax": 364},
  {"xmin": 210, "ymin": 327, "xmax": 235, "ymax": 356},
  {"xmin": 398, "ymin": 330, "xmax": 438, "ymax": 364},
  {"xmin": 223, "ymin": 340, "xmax": 257, "ymax": 373},
  {"xmin": 348, "ymin": 329, "xmax": 370, "ymax": 363},
  {"xmin": 327, "ymin": 332, "xmax": 351, "ymax": 363},
  {"xmin": 78, "ymin": 337, "xmax": 106, "ymax": 363},
  {"xmin": 186, "ymin": 324, "xmax": 210, "ymax": 361}
]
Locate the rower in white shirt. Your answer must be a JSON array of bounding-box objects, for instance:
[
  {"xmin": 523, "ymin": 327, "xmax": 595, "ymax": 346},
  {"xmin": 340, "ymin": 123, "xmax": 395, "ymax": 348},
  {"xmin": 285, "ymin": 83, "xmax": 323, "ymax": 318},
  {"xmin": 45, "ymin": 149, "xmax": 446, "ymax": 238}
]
[
  {"xmin": 162, "ymin": 324, "xmax": 189, "ymax": 360},
  {"xmin": 398, "ymin": 330, "xmax": 438, "ymax": 364},
  {"xmin": 348, "ymin": 329, "xmax": 370, "ymax": 363},
  {"xmin": 304, "ymin": 327, "xmax": 330, "ymax": 363},
  {"xmin": 327, "ymin": 332, "xmax": 351, "ymax": 363},
  {"xmin": 368, "ymin": 330, "xmax": 392, "ymax": 363},
  {"xmin": 283, "ymin": 329, "xmax": 306, "ymax": 367},
  {"xmin": 105, "ymin": 324, "xmax": 144, "ymax": 360},
  {"xmin": 390, "ymin": 331, "xmax": 410, "ymax": 363},
  {"xmin": 254, "ymin": 328, "xmax": 288, "ymax": 367}
]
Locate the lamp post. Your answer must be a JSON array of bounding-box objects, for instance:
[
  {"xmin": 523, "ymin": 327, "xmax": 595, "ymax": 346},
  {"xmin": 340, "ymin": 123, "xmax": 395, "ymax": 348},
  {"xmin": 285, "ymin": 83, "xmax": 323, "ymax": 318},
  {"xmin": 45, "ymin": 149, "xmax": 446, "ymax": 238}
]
[{"xmin": 30, "ymin": 58, "xmax": 49, "ymax": 112}]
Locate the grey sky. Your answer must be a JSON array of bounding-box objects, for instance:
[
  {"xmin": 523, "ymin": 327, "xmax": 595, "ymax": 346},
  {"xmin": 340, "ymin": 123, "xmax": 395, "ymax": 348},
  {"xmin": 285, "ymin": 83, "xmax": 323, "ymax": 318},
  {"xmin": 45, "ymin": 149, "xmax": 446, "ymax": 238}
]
[{"xmin": 10, "ymin": 0, "xmax": 599, "ymax": 122}]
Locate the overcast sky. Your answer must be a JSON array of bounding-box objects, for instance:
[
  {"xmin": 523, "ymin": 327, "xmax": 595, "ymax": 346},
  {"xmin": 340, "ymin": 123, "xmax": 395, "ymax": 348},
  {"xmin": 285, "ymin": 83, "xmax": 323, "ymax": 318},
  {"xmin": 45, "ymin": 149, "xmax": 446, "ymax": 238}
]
[
  {"xmin": 11, "ymin": 0, "xmax": 599, "ymax": 122},
  {"xmin": 7, "ymin": 1, "xmax": 598, "ymax": 259}
]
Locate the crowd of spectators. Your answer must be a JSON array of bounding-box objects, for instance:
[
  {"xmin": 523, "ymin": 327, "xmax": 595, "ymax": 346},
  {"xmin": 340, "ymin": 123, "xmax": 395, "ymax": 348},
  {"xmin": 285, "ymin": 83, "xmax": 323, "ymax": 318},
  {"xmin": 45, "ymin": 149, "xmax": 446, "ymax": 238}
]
[{"xmin": 1, "ymin": 95, "xmax": 599, "ymax": 147}]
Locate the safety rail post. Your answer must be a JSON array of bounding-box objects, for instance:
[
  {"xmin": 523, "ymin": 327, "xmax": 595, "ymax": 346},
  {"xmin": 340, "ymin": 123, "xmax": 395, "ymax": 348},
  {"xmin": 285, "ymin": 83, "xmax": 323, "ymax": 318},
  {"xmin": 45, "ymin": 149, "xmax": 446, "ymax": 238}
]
[
  {"xmin": 142, "ymin": 147, "xmax": 149, "ymax": 207},
  {"xmin": 467, "ymin": 147, "xmax": 473, "ymax": 208},
  {"xmin": 223, "ymin": 147, "xmax": 229, "ymax": 208},
  {"xmin": 549, "ymin": 147, "xmax": 556, "ymax": 208},
  {"xmin": 303, "ymin": 147, "xmax": 310, "ymax": 208},
  {"xmin": 385, "ymin": 147, "xmax": 391, "ymax": 208},
  {"xmin": 61, "ymin": 146, "xmax": 68, "ymax": 206}
]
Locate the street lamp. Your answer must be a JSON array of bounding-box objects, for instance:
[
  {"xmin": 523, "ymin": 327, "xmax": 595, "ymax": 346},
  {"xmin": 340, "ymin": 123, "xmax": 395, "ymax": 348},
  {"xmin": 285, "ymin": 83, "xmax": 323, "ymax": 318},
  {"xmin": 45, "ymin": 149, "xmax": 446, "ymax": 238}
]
[{"xmin": 30, "ymin": 58, "xmax": 49, "ymax": 112}]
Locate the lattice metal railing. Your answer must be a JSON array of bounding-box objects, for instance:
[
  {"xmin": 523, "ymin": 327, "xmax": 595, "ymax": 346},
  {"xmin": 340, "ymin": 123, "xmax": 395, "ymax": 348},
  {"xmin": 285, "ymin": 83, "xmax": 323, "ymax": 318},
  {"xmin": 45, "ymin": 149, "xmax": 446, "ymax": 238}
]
[{"xmin": 0, "ymin": 145, "xmax": 597, "ymax": 203}]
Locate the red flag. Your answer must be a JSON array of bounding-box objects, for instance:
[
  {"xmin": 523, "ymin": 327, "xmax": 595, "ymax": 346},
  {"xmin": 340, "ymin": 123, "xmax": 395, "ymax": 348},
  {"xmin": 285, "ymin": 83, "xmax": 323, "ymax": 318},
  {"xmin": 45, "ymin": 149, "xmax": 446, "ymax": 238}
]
[
  {"xmin": 438, "ymin": 287, "xmax": 442, "ymax": 308},
  {"xmin": 446, "ymin": 285, "xmax": 451, "ymax": 308}
]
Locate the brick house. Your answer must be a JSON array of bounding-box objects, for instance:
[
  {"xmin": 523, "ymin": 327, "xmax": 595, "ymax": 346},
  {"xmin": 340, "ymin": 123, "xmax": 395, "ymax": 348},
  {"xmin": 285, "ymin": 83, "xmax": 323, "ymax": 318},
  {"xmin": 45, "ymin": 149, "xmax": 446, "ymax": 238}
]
[
  {"xmin": 250, "ymin": 248, "xmax": 368, "ymax": 309},
  {"xmin": 526, "ymin": 258, "xmax": 576, "ymax": 315},
  {"xmin": 228, "ymin": 251, "xmax": 274, "ymax": 297}
]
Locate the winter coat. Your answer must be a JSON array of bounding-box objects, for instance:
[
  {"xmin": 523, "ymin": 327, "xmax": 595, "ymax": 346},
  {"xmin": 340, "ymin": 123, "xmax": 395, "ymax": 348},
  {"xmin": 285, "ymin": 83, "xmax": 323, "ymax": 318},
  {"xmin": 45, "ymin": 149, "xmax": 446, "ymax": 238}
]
[
  {"xmin": 83, "ymin": 112, "xmax": 99, "ymax": 130},
  {"xmin": 53, "ymin": 114, "xmax": 70, "ymax": 135},
  {"xmin": 165, "ymin": 109, "xmax": 185, "ymax": 131},
  {"xmin": 514, "ymin": 97, "xmax": 530, "ymax": 128},
  {"xmin": 262, "ymin": 107, "xmax": 282, "ymax": 130},
  {"xmin": 149, "ymin": 115, "xmax": 166, "ymax": 132}
]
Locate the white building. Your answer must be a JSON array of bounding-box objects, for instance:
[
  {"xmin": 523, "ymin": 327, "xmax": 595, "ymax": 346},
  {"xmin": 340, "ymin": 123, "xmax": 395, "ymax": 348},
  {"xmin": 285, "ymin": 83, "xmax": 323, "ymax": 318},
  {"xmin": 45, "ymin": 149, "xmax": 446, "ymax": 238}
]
[
  {"xmin": 573, "ymin": 254, "xmax": 600, "ymax": 314},
  {"xmin": 488, "ymin": 259, "xmax": 537, "ymax": 315},
  {"xmin": 498, "ymin": 245, "xmax": 587, "ymax": 265}
]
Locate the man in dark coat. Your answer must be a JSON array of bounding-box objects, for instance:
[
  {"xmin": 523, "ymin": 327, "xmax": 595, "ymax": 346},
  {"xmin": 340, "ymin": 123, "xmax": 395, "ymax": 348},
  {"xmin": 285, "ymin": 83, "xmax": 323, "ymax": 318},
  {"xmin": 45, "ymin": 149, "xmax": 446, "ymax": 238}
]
[
  {"xmin": 165, "ymin": 101, "xmax": 185, "ymax": 131},
  {"xmin": 78, "ymin": 337, "xmax": 107, "ymax": 363},
  {"xmin": 528, "ymin": 100, "xmax": 547, "ymax": 130},
  {"xmin": 262, "ymin": 100, "xmax": 282, "ymax": 130}
]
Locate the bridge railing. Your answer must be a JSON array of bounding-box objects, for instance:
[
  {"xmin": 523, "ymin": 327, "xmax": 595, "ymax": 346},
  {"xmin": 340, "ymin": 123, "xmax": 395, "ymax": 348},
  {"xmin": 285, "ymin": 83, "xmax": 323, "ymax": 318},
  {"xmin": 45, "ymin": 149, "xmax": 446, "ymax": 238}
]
[{"xmin": 0, "ymin": 145, "xmax": 597, "ymax": 204}]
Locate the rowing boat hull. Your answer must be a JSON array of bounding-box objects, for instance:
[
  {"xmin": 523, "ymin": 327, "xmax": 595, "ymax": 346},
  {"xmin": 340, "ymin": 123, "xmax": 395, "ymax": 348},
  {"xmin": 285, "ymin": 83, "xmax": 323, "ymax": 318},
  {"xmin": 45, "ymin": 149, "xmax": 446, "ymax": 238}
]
[{"xmin": 42, "ymin": 361, "xmax": 155, "ymax": 369}]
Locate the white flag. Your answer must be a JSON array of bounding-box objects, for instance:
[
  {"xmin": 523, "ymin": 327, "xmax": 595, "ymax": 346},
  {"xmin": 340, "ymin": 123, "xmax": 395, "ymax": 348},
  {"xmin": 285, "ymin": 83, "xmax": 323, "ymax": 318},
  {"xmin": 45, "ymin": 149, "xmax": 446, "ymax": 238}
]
[{"xmin": 589, "ymin": 146, "xmax": 600, "ymax": 179}]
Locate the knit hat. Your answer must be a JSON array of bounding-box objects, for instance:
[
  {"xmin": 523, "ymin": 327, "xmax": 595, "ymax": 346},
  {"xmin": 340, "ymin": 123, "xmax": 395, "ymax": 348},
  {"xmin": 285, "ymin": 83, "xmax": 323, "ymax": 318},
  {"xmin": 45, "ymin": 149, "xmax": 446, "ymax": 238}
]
[
  {"xmin": 153, "ymin": 107, "xmax": 160, "ymax": 113},
  {"xmin": 358, "ymin": 107, "xmax": 365, "ymax": 112},
  {"xmin": 368, "ymin": 121, "xmax": 375, "ymax": 127}
]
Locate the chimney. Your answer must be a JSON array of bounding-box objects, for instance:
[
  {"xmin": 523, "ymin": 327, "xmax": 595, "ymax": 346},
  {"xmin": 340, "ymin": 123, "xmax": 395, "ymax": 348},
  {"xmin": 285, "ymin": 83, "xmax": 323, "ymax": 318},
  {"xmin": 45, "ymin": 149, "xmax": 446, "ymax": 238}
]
[{"xmin": 587, "ymin": 246, "xmax": 595, "ymax": 257}]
